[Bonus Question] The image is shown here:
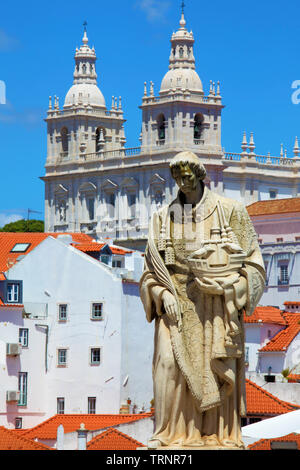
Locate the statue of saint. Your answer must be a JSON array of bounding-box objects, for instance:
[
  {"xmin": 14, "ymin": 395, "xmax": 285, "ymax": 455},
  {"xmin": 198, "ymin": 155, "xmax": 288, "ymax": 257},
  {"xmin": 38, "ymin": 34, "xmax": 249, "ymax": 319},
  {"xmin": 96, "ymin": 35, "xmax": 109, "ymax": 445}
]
[{"xmin": 140, "ymin": 151, "xmax": 265, "ymax": 449}]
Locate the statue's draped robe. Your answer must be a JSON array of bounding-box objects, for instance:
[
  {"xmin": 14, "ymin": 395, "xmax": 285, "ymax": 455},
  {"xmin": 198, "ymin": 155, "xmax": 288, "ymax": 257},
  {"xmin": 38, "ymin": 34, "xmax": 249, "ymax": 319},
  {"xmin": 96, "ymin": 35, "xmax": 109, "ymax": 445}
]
[{"xmin": 140, "ymin": 187, "xmax": 265, "ymax": 448}]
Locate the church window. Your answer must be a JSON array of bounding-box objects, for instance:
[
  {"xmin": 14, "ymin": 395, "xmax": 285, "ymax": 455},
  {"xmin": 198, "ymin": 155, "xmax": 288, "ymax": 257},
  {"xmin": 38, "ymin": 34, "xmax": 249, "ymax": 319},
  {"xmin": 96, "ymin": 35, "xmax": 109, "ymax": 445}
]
[
  {"xmin": 96, "ymin": 127, "xmax": 106, "ymax": 152},
  {"xmin": 87, "ymin": 198, "xmax": 95, "ymax": 221},
  {"xmin": 179, "ymin": 47, "xmax": 184, "ymax": 58},
  {"xmin": 61, "ymin": 127, "xmax": 68, "ymax": 153},
  {"xmin": 194, "ymin": 114, "xmax": 203, "ymax": 140},
  {"xmin": 82, "ymin": 63, "xmax": 87, "ymax": 74},
  {"xmin": 106, "ymin": 192, "xmax": 115, "ymax": 218},
  {"xmin": 157, "ymin": 114, "xmax": 165, "ymax": 141},
  {"xmin": 128, "ymin": 193, "xmax": 136, "ymax": 218}
]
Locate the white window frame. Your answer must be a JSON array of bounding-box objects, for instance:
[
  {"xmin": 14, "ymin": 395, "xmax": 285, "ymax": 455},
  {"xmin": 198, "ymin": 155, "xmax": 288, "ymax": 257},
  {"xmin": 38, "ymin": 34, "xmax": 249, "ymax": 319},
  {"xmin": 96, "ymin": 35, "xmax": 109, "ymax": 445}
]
[
  {"xmin": 57, "ymin": 397, "xmax": 65, "ymax": 415},
  {"xmin": 88, "ymin": 397, "xmax": 96, "ymax": 414},
  {"xmin": 90, "ymin": 347, "xmax": 101, "ymax": 366},
  {"xmin": 58, "ymin": 303, "xmax": 68, "ymax": 322},
  {"xmin": 57, "ymin": 348, "xmax": 68, "ymax": 367},
  {"xmin": 7, "ymin": 283, "xmax": 19, "ymax": 303},
  {"xmin": 15, "ymin": 417, "xmax": 22, "ymax": 429},
  {"xmin": 18, "ymin": 372, "xmax": 27, "ymax": 406},
  {"xmin": 19, "ymin": 328, "xmax": 29, "ymax": 347},
  {"xmin": 91, "ymin": 302, "xmax": 104, "ymax": 321}
]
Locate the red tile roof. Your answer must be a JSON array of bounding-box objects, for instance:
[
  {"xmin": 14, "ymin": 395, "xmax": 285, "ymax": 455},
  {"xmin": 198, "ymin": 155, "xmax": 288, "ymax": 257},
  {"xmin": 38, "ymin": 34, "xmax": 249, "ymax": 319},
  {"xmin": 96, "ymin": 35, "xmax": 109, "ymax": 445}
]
[
  {"xmin": 71, "ymin": 242, "xmax": 105, "ymax": 253},
  {"xmin": 287, "ymin": 374, "xmax": 300, "ymax": 383},
  {"xmin": 73, "ymin": 242, "xmax": 133, "ymax": 256},
  {"xmin": 249, "ymin": 433, "xmax": 300, "ymax": 450},
  {"xmin": 20, "ymin": 413, "xmax": 153, "ymax": 440},
  {"xmin": 259, "ymin": 313, "xmax": 300, "ymax": 352},
  {"xmin": 247, "ymin": 198, "xmax": 300, "ymax": 216},
  {"xmin": 244, "ymin": 306, "xmax": 286, "ymax": 326},
  {"xmin": 284, "ymin": 301, "xmax": 300, "ymax": 306},
  {"xmin": 245, "ymin": 379, "xmax": 300, "ymax": 416},
  {"xmin": 87, "ymin": 428, "xmax": 145, "ymax": 450},
  {"xmin": 0, "ymin": 298, "xmax": 24, "ymax": 308},
  {"xmin": 0, "ymin": 232, "xmax": 93, "ymax": 273},
  {"xmin": 0, "ymin": 426, "xmax": 52, "ymax": 450}
]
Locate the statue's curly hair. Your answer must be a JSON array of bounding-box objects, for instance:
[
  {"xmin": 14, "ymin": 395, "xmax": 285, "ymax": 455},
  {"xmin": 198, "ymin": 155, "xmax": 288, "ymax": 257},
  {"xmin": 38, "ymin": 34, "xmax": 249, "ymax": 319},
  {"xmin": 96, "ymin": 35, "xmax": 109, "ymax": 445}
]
[{"xmin": 169, "ymin": 151, "xmax": 207, "ymax": 181}]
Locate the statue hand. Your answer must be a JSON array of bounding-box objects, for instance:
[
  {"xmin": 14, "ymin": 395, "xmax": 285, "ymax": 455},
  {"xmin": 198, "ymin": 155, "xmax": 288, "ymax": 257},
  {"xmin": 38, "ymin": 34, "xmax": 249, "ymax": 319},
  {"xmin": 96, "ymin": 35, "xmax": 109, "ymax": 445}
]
[
  {"xmin": 162, "ymin": 290, "xmax": 179, "ymax": 322},
  {"xmin": 195, "ymin": 277, "xmax": 224, "ymax": 295}
]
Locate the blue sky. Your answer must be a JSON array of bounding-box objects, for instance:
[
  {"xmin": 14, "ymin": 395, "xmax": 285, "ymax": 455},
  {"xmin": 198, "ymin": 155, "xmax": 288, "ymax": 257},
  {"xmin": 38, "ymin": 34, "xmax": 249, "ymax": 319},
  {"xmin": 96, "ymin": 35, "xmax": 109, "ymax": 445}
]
[{"xmin": 1, "ymin": 0, "xmax": 300, "ymax": 226}]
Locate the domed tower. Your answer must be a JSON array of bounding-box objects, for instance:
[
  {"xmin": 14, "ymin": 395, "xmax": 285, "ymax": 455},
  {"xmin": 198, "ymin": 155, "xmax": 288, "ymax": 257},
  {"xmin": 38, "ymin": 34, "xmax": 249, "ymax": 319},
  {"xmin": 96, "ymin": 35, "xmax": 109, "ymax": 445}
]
[
  {"xmin": 43, "ymin": 26, "xmax": 126, "ymax": 234},
  {"xmin": 140, "ymin": 10, "xmax": 223, "ymax": 156}
]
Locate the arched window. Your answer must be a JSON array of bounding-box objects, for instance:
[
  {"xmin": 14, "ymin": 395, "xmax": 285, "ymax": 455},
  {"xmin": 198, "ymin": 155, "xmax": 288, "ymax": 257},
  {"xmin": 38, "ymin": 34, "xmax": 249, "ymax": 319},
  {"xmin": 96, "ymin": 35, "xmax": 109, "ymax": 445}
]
[
  {"xmin": 61, "ymin": 127, "xmax": 68, "ymax": 153},
  {"xmin": 82, "ymin": 63, "xmax": 87, "ymax": 74},
  {"xmin": 157, "ymin": 114, "xmax": 165, "ymax": 142},
  {"xmin": 194, "ymin": 114, "xmax": 204, "ymax": 140},
  {"xmin": 179, "ymin": 47, "xmax": 184, "ymax": 58},
  {"xmin": 95, "ymin": 127, "xmax": 106, "ymax": 152}
]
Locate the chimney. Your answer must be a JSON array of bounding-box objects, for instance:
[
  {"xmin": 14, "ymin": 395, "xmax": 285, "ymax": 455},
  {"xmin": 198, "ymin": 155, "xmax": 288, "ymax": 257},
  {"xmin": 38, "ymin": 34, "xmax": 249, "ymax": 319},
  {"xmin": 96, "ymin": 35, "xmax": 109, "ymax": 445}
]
[{"xmin": 77, "ymin": 423, "xmax": 88, "ymax": 450}]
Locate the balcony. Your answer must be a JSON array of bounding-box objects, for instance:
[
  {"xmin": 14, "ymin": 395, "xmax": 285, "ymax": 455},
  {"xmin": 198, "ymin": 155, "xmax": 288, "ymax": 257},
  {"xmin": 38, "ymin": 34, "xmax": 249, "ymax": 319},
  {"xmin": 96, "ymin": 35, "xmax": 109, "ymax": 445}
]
[
  {"xmin": 23, "ymin": 302, "xmax": 48, "ymax": 319},
  {"xmin": 278, "ymin": 278, "xmax": 289, "ymax": 286}
]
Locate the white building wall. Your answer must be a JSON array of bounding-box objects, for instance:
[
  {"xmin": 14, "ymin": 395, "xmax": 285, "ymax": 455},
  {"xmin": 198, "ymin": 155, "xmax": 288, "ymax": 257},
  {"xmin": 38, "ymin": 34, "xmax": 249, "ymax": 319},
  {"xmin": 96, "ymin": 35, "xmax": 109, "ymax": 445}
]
[
  {"xmin": 120, "ymin": 281, "xmax": 154, "ymax": 412},
  {"xmin": 4, "ymin": 237, "xmax": 125, "ymax": 424},
  {"xmin": 0, "ymin": 308, "xmax": 47, "ymax": 429}
]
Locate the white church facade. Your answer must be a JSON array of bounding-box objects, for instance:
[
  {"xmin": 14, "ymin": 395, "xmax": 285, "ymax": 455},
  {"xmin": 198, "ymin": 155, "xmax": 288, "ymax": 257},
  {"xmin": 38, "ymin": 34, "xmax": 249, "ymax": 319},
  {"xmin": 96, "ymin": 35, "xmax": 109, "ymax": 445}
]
[{"xmin": 43, "ymin": 14, "xmax": 300, "ymax": 250}]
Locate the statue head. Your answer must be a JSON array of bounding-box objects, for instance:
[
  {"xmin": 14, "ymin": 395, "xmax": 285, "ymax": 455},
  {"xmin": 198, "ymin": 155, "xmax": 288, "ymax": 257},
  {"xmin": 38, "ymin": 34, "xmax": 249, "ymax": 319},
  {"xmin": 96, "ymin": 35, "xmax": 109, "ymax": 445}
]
[{"xmin": 170, "ymin": 151, "xmax": 206, "ymax": 195}]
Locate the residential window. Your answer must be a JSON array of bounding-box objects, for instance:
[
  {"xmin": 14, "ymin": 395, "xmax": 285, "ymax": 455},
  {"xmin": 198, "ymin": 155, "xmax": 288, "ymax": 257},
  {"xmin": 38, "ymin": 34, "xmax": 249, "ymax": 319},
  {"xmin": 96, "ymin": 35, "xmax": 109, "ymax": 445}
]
[
  {"xmin": 269, "ymin": 190, "xmax": 277, "ymax": 199},
  {"xmin": 18, "ymin": 372, "xmax": 27, "ymax": 406},
  {"xmin": 57, "ymin": 349, "xmax": 67, "ymax": 366},
  {"xmin": 7, "ymin": 283, "xmax": 19, "ymax": 303},
  {"xmin": 15, "ymin": 417, "xmax": 22, "ymax": 429},
  {"xmin": 57, "ymin": 397, "xmax": 65, "ymax": 415},
  {"xmin": 276, "ymin": 237, "xmax": 283, "ymax": 243},
  {"xmin": 19, "ymin": 328, "xmax": 29, "ymax": 347},
  {"xmin": 112, "ymin": 258, "xmax": 122, "ymax": 268},
  {"xmin": 90, "ymin": 348, "xmax": 101, "ymax": 365},
  {"xmin": 245, "ymin": 346, "xmax": 249, "ymax": 364},
  {"xmin": 88, "ymin": 397, "xmax": 96, "ymax": 414},
  {"xmin": 58, "ymin": 304, "xmax": 68, "ymax": 321},
  {"xmin": 91, "ymin": 303, "xmax": 103, "ymax": 320}
]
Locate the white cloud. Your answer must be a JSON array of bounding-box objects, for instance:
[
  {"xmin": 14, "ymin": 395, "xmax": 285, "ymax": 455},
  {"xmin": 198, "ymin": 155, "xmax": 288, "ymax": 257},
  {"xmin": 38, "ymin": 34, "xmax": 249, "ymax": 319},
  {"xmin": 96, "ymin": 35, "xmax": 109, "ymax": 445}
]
[
  {"xmin": 135, "ymin": 0, "xmax": 171, "ymax": 22},
  {"xmin": 0, "ymin": 213, "xmax": 23, "ymax": 228}
]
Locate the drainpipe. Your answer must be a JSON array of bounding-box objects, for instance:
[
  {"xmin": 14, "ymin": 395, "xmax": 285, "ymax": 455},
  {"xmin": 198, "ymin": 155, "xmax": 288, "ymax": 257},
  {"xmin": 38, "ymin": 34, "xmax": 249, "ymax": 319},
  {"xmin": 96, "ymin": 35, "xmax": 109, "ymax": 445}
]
[{"xmin": 35, "ymin": 324, "xmax": 49, "ymax": 373}]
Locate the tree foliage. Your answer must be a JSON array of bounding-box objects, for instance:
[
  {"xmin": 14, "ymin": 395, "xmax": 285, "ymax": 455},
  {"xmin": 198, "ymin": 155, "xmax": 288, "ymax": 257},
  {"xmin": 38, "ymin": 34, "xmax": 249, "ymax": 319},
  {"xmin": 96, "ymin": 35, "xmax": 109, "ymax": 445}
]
[{"xmin": 0, "ymin": 219, "xmax": 44, "ymax": 232}]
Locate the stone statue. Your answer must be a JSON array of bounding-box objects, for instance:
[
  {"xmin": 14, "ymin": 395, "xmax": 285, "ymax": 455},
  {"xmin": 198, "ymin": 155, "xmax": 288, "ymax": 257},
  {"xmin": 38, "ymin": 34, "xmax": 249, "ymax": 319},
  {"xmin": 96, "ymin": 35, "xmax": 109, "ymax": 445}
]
[{"xmin": 140, "ymin": 151, "xmax": 265, "ymax": 449}]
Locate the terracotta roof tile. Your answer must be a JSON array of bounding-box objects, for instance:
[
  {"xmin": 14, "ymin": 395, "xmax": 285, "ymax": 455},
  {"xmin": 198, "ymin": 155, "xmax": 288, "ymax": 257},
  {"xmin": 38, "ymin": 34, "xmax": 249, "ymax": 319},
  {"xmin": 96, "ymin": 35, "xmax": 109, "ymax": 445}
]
[
  {"xmin": 245, "ymin": 379, "xmax": 300, "ymax": 415},
  {"xmin": 259, "ymin": 313, "xmax": 300, "ymax": 352},
  {"xmin": 21, "ymin": 413, "xmax": 153, "ymax": 440},
  {"xmin": 87, "ymin": 427, "xmax": 145, "ymax": 450},
  {"xmin": 249, "ymin": 433, "xmax": 300, "ymax": 450},
  {"xmin": 0, "ymin": 297, "xmax": 24, "ymax": 308},
  {"xmin": 0, "ymin": 232, "xmax": 93, "ymax": 272},
  {"xmin": 244, "ymin": 306, "xmax": 286, "ymax": 326},
  {"xmin": 0, "ymin": 426, "xmax": 52, "ymax": 450},
  {"xmin": 71, "ymin": 242, "xmax": 105, "ymax": 253},
  {"xmin": 247, "ymin": 198, "xmax": 300, "ymax": 216},
  {"xmin": 287, "ymin": 374, "xmax": 300, "ymax": 383}
]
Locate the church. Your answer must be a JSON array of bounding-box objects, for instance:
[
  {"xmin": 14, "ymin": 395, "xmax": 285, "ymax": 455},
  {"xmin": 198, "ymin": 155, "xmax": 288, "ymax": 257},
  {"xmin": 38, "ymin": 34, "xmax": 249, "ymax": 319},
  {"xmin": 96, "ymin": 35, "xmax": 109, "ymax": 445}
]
[{"xmin": 42, "ymin": 12, "xmax": 300, "ymax": 250}]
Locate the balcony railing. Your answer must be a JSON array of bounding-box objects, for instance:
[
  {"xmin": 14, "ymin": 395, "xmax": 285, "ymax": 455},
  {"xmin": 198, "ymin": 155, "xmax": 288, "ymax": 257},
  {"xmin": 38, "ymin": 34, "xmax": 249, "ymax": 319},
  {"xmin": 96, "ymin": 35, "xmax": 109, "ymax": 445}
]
[
  {"xmin": 23, "ymin": 302, "xmax": 48, "ymax": 319},
  {"xmin": 278, "ymin": 278, "xmax": 289, "ymax": 286}
]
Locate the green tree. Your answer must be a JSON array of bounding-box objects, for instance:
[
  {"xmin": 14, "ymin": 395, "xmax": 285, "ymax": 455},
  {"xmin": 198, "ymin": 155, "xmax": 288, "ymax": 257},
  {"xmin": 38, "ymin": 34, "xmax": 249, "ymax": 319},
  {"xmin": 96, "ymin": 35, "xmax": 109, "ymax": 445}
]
[{"xmin": 0, "ymin": 219, "xmax": 44, "ymax": 232}]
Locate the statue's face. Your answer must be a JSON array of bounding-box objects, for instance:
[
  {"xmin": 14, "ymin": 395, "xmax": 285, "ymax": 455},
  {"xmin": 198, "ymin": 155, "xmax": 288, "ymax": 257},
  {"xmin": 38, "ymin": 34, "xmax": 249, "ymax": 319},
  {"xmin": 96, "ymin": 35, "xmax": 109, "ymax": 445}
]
[{"xmin": 173, "ymin": 163, "xmax": 198, "ymax": 195}]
